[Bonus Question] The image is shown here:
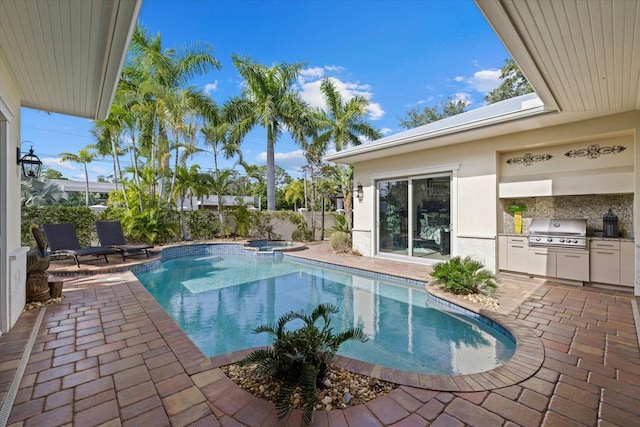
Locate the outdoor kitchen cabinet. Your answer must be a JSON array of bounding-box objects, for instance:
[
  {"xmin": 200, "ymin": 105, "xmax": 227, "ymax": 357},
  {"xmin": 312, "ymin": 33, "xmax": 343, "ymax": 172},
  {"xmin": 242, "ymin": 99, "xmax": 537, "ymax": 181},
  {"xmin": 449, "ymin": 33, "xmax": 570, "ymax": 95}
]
[
  {"xmin": 620, "ymin": 241, "xmax": 634, "ymax": 287},
  {"xmin": 555, "ymin": 250, "xmax": 589, "ymax": 282},
  {"xmin": 590, "ymin": 240, "xmax": 621, "ymax": 285},
  {"xmin": 505, "ymin": 236, "xmax": 528, "ymax": 273},
  {"xmin": 527, "ymin": 247, "xmax": 556, "ymax": 277},
  {"xmin": 590, "ymin": 240, "xmax": 634, "ymax": 287}
]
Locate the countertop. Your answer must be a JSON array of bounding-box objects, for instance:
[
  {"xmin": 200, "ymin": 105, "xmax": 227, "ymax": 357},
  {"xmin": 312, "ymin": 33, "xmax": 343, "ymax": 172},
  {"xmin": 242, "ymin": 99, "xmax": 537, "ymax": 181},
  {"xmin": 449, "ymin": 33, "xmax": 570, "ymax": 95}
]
[{"xmin": 499, "ymin": 233, "xmax": 634, "ymax": 242}]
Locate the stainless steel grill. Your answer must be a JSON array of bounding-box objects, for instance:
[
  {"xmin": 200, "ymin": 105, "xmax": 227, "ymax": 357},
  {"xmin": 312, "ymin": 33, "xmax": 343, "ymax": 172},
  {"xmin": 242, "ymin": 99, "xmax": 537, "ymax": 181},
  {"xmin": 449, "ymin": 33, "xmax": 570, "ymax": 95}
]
[{"xmin": 528, "ymin": 218, "xmax": 587, "ymax": 249}]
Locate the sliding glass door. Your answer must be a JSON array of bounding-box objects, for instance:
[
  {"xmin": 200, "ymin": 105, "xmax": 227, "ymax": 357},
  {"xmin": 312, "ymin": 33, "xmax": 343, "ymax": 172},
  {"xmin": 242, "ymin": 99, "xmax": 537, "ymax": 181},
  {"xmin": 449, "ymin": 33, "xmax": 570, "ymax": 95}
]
[
  {"xmin": 378, "ymin": 180, "xmax": 408, "ymax": 255},
  {"xmin": 377, "ymin": 175, "xmax": 451, "ymax": 261}
]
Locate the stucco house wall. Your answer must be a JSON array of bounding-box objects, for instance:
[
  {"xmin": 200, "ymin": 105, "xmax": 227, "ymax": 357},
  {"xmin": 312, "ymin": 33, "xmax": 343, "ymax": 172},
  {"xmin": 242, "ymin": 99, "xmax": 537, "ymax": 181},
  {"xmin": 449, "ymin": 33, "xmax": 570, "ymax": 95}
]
[
  {"xmin": 351, "ymin": 110, "xmax": 640, "ymax": 279},
  {"xmin": 0, "ymin": 55, "xmax": 28, "ymax": 335}
]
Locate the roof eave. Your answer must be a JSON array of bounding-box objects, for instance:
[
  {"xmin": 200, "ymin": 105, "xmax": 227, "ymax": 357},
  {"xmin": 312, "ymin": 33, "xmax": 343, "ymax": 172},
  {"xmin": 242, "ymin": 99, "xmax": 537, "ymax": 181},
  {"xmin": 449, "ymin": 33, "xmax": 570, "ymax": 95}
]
[
  {"xmin": 95, "ymin": 0, "xmax": 142, "ymax": 120},
  {"xmin": 325, "ymin": 101, "xmax": 550, "ymax": 164}
]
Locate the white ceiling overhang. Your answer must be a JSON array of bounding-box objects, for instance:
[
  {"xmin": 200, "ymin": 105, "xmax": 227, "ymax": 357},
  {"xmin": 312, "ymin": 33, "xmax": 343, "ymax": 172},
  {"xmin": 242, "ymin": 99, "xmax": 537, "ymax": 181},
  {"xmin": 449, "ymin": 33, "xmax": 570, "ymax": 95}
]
[
  {"xmin": 476, "ymin": 0, "xmax": 640, "ymax": 113},
  {"xmin": 0, "ymin": 0, "xmax": 142, "ymax": 120}
]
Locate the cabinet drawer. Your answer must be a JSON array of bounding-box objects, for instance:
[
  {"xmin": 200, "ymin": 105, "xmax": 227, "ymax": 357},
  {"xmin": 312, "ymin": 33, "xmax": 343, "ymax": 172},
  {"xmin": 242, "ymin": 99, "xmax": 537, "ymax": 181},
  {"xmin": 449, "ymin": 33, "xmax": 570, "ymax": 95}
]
[
  {"xmin": 508, "ymin": 236, "xmax": 528, "ymax": 244},
  {"xmin": 556, "ymin": 251, "xmax": 589, "ymax": 281},
  {"xmin": 590, "ymin": 240, "xmax": 620, "ymax": 250}
]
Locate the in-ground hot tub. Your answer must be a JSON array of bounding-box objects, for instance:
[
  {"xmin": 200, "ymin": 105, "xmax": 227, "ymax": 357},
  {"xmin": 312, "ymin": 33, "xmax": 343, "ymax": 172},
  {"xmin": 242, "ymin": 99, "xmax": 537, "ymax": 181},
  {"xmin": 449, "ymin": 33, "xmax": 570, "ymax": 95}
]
[{"xmin": 244, "ymin": 239, "xmax": 306, "ymax": 253}]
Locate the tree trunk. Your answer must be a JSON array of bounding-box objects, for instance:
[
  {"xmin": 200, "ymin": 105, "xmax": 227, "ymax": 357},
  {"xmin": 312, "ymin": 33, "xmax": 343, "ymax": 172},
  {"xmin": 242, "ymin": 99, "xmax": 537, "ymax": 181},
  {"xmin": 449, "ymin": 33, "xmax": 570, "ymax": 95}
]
[
  {"xmin": 266, "ymin": 138, "xmax": 276, "ymax": 210},
  {"xmin": 84, "ymin": 164, "xmax": 90, "ymax": 207}
]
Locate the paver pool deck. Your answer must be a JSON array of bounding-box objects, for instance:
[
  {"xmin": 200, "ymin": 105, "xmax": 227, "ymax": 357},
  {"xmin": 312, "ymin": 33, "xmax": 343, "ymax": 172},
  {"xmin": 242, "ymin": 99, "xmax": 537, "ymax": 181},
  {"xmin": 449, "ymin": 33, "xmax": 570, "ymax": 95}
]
[{"xmin": 1, "ymin": 240, "xmax": 639, "ymax": 426}]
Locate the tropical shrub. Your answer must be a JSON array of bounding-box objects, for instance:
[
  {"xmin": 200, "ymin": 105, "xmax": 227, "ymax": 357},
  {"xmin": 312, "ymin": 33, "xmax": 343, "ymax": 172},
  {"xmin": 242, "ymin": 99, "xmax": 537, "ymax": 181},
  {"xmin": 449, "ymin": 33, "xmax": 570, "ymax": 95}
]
[
  {"xmin": 241, "ymin": 303, "xmax": 368, "ymax": 425},
  {"xmin": 121, "ymin": 207, "xmax": 179, "ymax": 244},
  {"xmin": 185, "ymin": 210, "xmax": 221, "ymax": 240},
  {"xmin": 330, "ymin": 231, "xmax": 350, "ymax": 254},
  {"xmin": 291, "ymin": 228, "xmax": 313, "ymax": 242},
  {"xmin": 230, "ymin": 205, "xmax": 252, "ymax": 237},
  {"xmin": 21, "ymin": 206, "xmax": 101, "ymax": 247},
  {"xmin": 331, "ymin": 214, "xmax": 349, "ymax": 234},
  {"xmin": 430, "ymin": 256, "xmax": 497, "ymax": 295}
]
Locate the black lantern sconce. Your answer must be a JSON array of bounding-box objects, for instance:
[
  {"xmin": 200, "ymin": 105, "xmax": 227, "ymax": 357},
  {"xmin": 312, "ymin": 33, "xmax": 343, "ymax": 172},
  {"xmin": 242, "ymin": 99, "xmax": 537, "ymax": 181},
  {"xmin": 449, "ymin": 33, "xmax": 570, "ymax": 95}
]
[
  {"xmin": 17, "ymin": 141, "xmax": 43, "ymax": 178},
  {"xmin": 355, "ymin": 182, "xmax": 364, "ymax": 201}
]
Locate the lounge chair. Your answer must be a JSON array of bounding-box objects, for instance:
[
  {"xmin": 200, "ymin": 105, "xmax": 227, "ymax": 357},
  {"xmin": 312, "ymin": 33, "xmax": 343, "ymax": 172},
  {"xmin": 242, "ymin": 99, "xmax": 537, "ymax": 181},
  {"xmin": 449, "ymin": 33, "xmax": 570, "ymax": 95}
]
[
  {"xmin": 95, "ymin": 221, "xmax": 153, "ymax": 261},
  {"xmin": 42, "ymin": 223, "xmax": 116, "ymax": 268}
]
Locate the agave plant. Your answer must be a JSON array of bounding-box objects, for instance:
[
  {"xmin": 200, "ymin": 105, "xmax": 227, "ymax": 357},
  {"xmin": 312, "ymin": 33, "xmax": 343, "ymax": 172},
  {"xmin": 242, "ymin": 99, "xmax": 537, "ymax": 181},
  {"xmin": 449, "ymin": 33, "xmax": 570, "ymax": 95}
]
[
  {"xmin": 241, "ymin": 303, "xmax": 368, "ymax": 425},
  {"xmin": 430, "ymin": 256, "xmax": 497, "ymax": 295}
]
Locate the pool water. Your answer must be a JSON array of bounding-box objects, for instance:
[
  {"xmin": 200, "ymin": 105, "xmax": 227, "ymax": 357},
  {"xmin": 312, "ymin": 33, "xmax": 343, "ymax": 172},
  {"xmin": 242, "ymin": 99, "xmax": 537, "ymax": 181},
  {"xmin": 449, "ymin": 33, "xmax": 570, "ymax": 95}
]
[{"xmin": 135, "ymin": 254, "xmax": 515, "ymax": 375}]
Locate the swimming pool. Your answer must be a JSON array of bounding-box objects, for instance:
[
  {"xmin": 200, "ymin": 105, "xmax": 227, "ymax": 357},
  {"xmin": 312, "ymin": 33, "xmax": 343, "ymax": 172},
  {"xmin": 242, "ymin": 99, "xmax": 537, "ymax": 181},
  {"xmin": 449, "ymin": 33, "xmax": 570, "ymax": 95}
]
[{"xmin": 134, "ymin": 245, "xmax": 515, "ymax": 376}]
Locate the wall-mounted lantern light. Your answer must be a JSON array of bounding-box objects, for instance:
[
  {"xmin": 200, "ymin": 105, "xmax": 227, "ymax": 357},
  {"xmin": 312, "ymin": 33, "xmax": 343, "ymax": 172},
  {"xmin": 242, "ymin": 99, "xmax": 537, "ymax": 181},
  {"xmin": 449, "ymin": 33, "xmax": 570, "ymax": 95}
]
[
  {"xmin": 356, "ymin": 182, "xmax": 364, "ymax": 201},
  {"xmin": 17, "ymin": 141, "xmax": 43, "ymax": 178}
]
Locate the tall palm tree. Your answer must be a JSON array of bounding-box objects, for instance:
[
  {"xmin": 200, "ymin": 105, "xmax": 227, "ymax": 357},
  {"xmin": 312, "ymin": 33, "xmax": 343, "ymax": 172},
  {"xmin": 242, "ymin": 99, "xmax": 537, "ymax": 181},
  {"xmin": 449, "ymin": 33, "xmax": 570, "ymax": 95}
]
[
  {"xmin": 124, "ymin": 25, "xmax": 221, "ymax": 208},
  {"xmin": 201, "ymin": 103, "xmax": 240, "ymax": 178},
  {"xmin": 283, "ymin": 179, "xmax": 305, "ymax": 211},
  {"xmin": 59, "ymin": 147, "xmax": 98, "ymax": 207},
  {"xmin": 227, "ymin": 54, "xmax": 311, "ymax": 210},
  {"xmin": 314, "ymin": 78, "xmax": 381, "ymax": 229},
  {"xmin": 211, "ymin": 168, "xmax": 235, "ymax": 235}
]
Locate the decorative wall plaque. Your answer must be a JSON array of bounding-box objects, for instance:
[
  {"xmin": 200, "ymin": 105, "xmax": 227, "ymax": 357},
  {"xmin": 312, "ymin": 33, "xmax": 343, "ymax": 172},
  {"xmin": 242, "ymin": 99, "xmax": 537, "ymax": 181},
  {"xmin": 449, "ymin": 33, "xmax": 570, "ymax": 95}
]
[
  {"xmin": 506, "ymin": 152, "xmax": 553, "ymax": 166},
  {"xmin": 564, "ymin": 144, "xmax": 626, "ymax": 159}
]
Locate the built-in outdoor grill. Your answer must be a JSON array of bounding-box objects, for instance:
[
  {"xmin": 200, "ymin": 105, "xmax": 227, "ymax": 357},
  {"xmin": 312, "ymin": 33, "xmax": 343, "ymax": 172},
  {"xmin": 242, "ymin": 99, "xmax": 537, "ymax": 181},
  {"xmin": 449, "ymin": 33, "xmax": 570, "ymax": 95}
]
[{"xmin": 528, "ymin": 218, "xmax": 587, "ymax": 250}]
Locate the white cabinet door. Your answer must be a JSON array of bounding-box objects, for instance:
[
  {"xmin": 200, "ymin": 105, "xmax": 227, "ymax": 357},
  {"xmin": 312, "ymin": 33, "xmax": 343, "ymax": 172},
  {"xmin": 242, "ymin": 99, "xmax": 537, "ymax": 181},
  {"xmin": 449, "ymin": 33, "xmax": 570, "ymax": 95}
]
[
  {"xmin": 590, "ymin": 249, "xmax": 620, "ymax": 285},
  {"xmin": 527, "ymin": 248, "xmax": 557, "ymax": 277},
  {"xmin": 498, "ymin": 236, "xmax": 508, "ymax": 271},
  {"xmin": 556, "ymin": 251, "xmax": 589, "ymax": 281},
  {"xmin": 507, "ymin": 237, "xmax": 528, "ymax": 273},
  {"xmin": 620, "ymin": 241, "xmax": 634, "ymax": 287}
]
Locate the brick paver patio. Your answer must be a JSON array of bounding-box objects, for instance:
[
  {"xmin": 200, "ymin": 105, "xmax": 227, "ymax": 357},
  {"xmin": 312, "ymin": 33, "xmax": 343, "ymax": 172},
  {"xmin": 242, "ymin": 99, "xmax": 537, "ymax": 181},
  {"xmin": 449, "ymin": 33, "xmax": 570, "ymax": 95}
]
[{"xmin": 1, "ymin": 241, "xmax": 639, "ymax": 426}]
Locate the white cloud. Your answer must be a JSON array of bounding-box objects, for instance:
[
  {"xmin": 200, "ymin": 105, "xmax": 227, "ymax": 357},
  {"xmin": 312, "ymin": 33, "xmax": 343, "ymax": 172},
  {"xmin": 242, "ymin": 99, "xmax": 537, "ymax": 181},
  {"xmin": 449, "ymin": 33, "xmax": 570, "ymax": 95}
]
[
  {"xmin": 325, "ymin": 65, "xmax": 345, "ymax": 73},
  {"xmin": 43, "ymin": 157, "xmax": 76, "ymax": 172},
  {"xmin": 256, "ymin": 149, "xmax": 306, "ymax": 172},
  {"xmin": 90, "ymin": 166, "xmax": 107, "ymax": 175},
  {"xmin": 366, "ymin": 103, "xmax": 385, "ymax": 120},
  {"xmin": 297, "ymin": 74, "xmax": 385, "ymax": 120},
  {"xmin": 454, "ymin": 76, "xmax": 465, "ymax": 82},
  {"xmin": 466, "ymin": 69, "xmax": 502, "ymax": 93},
  {"xmin": 204, "ymin": 80, "xmax": 218, "ymax": 95},
  {"xmin": 453, "ymin": 92, "xmax": 473, "ymax": 107},
  {"xmin": 380, "ymin": 127, "xmax": 393, "ymax": 135},
  {"xmin": 298, "ymin": 67, "xmax": 326, "ymax": 82}
]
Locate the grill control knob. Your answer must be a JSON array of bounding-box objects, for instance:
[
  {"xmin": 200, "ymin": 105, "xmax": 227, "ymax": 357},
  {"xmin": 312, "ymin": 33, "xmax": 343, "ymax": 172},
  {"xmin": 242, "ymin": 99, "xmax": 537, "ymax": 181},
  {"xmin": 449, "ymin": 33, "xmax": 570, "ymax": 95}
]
[
  {"xmin": 535, "ymin": 237, "xmax": 541, "ymax": 242},
  {"xmin": 560, "ymin": 239, "xmax": 565, "ymax": 243},
  {"xmin": 547, "ymin": 238, "xmax": 553, "ymax": 242}
]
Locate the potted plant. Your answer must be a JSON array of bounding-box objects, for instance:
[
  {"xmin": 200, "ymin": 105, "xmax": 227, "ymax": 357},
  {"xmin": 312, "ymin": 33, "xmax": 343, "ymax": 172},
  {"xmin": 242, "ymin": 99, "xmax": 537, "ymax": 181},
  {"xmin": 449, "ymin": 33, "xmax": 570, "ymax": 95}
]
[{"xmin": 508, "ymin": 204, "xmax": 527, "ymax": 234}]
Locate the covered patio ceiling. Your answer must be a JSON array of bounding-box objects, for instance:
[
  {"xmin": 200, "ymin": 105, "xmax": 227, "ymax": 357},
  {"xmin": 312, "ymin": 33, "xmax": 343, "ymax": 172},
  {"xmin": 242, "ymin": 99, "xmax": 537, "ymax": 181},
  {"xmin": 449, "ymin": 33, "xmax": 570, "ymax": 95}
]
[
  {"xmin": 0, "ymin": 0, "xmax": 142, "ymax": 120},
  {"xmin": 477, "ymin": 0, "xmax": 640, "ymax": 113}
]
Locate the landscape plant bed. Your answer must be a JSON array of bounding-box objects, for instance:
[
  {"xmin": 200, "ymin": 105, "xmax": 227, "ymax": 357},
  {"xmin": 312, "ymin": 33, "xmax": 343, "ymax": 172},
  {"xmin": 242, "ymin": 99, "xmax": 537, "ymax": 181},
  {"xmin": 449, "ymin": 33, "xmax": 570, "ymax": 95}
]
[{"xmin": 221, "ymin": 362, "xmax": 397, "ymax": 411}]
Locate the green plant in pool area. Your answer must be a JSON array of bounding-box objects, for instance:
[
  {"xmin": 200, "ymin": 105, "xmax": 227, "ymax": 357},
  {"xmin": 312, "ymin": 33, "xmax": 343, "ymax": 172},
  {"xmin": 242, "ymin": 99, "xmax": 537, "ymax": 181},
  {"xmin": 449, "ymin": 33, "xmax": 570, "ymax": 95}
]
[
  {"xmin": 430, "ymin": 256, "xmax": 497, "ymax": 295},
  {"xmin": 241, "ymin": 303, "xmax": 368, "ymax": 425},
  {"xmin": 330, "ymin": 231, "xmax": 350, "ymax": 253}
]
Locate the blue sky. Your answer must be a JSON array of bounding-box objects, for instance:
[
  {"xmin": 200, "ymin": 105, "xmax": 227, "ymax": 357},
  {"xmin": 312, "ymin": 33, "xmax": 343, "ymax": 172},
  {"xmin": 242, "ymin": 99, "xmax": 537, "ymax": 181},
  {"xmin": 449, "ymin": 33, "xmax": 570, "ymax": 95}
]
[{"xmin": 21, "ymin": 0, "xmax": 510, "ymax": 181}]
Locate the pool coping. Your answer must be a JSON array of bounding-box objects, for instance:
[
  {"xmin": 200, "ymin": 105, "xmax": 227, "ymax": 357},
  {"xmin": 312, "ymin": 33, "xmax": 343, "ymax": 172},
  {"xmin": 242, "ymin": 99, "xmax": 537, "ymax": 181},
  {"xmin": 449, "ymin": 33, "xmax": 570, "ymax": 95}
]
[{"xmin": 127, "ymin": 243, "xmax": 544, "ymax": 393}]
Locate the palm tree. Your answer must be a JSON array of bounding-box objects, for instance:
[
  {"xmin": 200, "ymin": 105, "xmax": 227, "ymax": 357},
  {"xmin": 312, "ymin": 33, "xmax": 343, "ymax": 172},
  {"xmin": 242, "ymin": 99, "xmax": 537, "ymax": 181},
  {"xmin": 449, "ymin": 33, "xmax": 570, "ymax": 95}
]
[
  {"xmin": 210, "ymin": 168, "xmax": 235, "ymax": 235},
  {"xmin": 201, "ymin": 102, "xmax": 240, "ymax": 178},
  {"xmin": 314, "ymin": 78, "xmax": 381, "ymax": 230},
  {"xmin": 124, "ymin": 25, "xmax": 221, "ymax": 208},
  {"xmin": 227, "ymin": 54, "xmax": 312, "ymax": 210},
  {"xmin": 283, "ymin": 179, "xmax": 305, "ymax": 211},
  {"xmin": 59, "ymin": 147, "xmax": 98, "ymax": 207}
]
